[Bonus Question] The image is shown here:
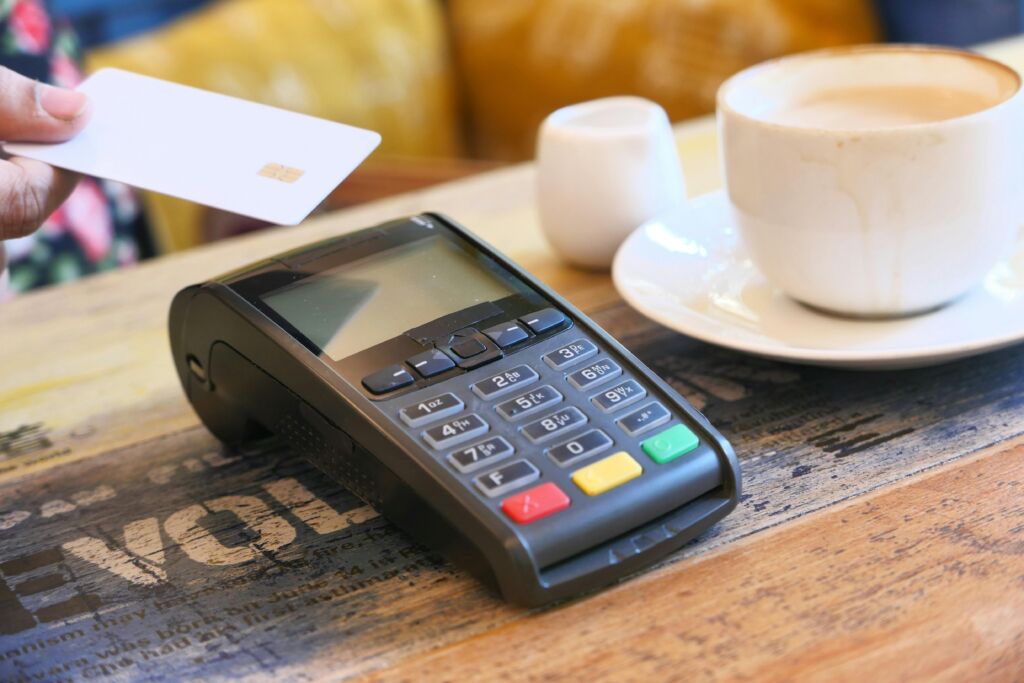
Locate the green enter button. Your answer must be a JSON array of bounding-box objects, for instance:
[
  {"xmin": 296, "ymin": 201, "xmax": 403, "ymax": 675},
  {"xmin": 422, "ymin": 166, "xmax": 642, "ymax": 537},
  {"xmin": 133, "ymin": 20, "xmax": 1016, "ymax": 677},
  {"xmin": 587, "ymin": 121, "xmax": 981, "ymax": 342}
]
[{"xmin": 641, "ymin": 424, "xmax": 700, "ymax": 464}]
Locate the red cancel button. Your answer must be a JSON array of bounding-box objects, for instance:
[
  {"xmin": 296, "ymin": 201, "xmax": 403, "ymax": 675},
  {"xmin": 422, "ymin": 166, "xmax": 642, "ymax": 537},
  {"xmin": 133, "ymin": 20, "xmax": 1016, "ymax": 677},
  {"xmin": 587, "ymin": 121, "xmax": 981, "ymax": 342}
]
[{"xmin": 501, "ymin": 482, "xmax": 570, "ymax": 524}]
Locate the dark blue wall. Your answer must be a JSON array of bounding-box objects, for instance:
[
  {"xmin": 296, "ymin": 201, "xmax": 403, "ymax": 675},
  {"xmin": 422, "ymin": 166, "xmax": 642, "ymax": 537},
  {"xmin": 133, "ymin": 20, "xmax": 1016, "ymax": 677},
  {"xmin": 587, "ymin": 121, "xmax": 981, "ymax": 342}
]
[
  {"xmin": 875, "ymin": 0, "xmax": 1024, "ymax": 46},
  {"xmin": 49, "ymin": 0, "xmax": 212, "ymax": 49}
]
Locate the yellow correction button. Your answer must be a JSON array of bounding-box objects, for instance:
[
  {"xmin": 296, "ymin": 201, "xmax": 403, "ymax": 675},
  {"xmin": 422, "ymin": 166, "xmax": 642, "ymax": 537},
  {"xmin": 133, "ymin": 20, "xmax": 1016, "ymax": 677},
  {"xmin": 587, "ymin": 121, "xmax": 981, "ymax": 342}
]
[{"xmin": 571, "ymin": 451, "xmax": 643, "ymax": 496}]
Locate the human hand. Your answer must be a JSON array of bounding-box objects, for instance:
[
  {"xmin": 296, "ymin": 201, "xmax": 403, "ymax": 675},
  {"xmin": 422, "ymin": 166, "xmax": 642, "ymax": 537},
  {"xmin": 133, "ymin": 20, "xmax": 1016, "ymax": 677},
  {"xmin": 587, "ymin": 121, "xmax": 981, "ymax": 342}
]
[{"xmin": 0, "ymin": 65, "xmax": 91, "ymax": 279}]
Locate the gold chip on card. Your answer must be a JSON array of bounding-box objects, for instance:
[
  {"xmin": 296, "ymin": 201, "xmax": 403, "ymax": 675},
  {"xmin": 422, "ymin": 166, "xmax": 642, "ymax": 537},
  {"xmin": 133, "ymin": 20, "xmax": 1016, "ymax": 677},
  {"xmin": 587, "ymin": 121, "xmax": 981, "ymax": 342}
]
[{"xmin": 258, "ymin": 163, "xmax": 305, "ymax": 183}]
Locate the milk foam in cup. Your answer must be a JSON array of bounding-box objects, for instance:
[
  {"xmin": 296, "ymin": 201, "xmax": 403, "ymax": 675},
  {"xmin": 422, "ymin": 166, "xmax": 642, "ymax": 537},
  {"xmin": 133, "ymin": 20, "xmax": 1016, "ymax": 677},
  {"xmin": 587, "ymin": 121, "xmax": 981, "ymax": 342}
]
[{"xmin": 717, "ymin": 45, "xmax": 1024, "ymax": 317}]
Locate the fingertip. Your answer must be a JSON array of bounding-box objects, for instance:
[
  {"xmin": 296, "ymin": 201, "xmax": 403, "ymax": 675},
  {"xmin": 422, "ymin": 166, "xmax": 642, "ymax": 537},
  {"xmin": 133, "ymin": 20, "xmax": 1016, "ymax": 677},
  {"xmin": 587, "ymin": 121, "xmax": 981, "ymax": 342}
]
[
  {"xmin": 64, "ymin": 94, "xmax": 92, "ymax": 135},
  {"xmin": 37, "ymin": 83, "xmax": 89, "ymax": 122},
  {"xmin": 35, "ymin": 83, "xmax": 92, "ymax": 141},
  {"xmin": 0, "ymin": 68, "xmax": 92, "ymax": 143}
]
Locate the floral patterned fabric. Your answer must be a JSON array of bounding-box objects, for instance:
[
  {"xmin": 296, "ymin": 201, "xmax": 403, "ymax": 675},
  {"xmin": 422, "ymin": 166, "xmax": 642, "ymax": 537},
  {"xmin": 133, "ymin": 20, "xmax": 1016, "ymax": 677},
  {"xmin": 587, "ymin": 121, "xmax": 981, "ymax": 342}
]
[{"xmin": 1, "ymin": 0, "xmax": 143, "ymax": 295}]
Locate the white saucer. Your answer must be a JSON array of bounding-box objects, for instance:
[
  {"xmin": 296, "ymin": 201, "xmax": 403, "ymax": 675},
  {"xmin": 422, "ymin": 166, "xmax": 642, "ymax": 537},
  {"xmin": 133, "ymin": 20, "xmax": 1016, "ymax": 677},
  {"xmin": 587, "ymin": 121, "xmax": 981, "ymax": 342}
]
[{"xmin": 612, "ymin": 190, "xmax": 1024, "ymax": 369}]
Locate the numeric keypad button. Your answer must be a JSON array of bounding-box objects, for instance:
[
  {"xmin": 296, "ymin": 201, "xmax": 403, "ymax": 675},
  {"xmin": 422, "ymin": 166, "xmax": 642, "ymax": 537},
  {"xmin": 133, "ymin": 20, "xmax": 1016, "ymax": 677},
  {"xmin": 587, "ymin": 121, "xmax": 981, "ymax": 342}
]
[
  {"xmin": 567, "ymin": 358, "xmax": 622, "ymax": 390},
  {"xmin": 547, "ymin": 429, "xmax": 613, "ymax": 467},
  {"xmin": 617, "ymin": 402, "xmax": 671, "ymax": 437},
  {"xmin": 521, "ymin": 407, "xmax": 588, "ymax": 444},
  {"xmin": 591, "ymin": 379, "xmax": 646, "ymax": 413},
  {"xmin": 447, "ymin": 437, "xmax": 514, "ymax": 473},
  {"xmin": 475, "ymin": 460, "xmax": 540, "ymax": 498},
  {"xmin": 495, "ymin": 385, "xmax": 562, "ymax": 421},
  {"xmin": 422, "ymin": 414, "xmax": 489, "ymax": 449},
  {"xmin": 543, "ymin": 339, "xmax": 598, "ymax": 369},
  {"xmin": 399, "ymin": 393, "xmax": 464, "ymax": 428},
  {"xmin": 471, "ymin": 365, "xmax": 539, "ymax": 400}
]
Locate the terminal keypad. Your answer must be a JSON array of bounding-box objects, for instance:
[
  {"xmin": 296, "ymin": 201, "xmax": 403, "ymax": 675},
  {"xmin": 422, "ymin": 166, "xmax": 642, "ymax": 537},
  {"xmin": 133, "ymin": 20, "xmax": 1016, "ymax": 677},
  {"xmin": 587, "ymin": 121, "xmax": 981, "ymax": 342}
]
[{"xmin": 390, "ymin": 327, "xmax": 707, "ymax": 528}]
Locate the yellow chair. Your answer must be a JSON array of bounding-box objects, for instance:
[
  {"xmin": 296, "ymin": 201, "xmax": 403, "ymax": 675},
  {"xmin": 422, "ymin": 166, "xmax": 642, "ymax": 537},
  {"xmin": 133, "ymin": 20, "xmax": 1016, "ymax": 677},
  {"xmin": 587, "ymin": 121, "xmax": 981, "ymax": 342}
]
[{"xmin": 449, "ymin": 0, "xmax": 880, "ymax": 159}]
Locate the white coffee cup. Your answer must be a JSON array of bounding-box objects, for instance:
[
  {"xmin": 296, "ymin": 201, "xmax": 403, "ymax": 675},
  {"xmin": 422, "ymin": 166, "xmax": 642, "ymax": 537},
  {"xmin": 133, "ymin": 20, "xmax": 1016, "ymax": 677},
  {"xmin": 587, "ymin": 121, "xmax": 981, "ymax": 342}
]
[
  {"xmin": 717, "ymin": 45, "xmax": 1024, "ymax": 317},
  {"xmin": 537, "ymin": 97, "xmax": 686, "ymax": 270}
]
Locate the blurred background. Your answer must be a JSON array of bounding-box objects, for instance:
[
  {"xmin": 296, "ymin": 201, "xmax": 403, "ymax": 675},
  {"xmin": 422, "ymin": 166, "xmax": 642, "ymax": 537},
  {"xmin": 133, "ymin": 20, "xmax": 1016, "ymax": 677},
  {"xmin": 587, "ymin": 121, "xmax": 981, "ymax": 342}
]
[{"xmin": 3, "ymin": 0, "xmax": 1023, "ymax": 293}]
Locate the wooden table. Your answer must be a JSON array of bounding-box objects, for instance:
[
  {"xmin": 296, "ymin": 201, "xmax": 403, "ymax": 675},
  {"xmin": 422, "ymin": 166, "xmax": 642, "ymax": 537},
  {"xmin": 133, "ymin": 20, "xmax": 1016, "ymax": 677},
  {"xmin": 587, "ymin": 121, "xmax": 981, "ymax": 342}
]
[{"xmin": 4, "ymin": 40, "xmax": 1024, "ymax": 683}]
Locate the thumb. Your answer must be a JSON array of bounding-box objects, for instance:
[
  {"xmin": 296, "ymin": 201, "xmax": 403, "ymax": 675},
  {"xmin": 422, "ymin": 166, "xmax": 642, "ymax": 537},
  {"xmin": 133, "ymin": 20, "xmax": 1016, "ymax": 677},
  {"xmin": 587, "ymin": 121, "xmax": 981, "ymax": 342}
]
[
  {"xmin": 0, "ymin": 66, "xmax": 90, "ymax": 143},
  {"xmin": 0, "ymin": 157, "xmax": 79, "ymax": 239}
]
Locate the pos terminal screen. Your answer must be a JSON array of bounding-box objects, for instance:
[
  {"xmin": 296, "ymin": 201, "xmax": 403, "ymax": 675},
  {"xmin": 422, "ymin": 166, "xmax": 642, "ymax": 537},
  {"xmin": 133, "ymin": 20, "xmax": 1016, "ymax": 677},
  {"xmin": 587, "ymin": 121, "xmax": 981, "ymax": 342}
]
[{"xmin": 260, "ymin": 235, "xmax": 525, "ymax": 360}]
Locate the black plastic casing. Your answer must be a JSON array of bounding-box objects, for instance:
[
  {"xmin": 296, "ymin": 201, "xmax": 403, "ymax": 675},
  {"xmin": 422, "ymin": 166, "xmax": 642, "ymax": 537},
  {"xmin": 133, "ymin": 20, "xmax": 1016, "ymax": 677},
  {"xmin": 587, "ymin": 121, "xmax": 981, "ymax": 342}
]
[{"xmin": 168, "ymin": 213, "xmax": 741, "ymax": 606}]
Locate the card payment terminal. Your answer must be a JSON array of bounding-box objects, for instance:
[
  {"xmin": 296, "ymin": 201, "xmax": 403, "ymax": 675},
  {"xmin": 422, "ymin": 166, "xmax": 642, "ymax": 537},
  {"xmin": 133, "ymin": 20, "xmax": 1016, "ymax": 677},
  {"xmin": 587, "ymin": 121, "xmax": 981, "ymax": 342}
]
[{"xmin": 169, "ymin": 213, "xmax": 741, "ymax": 606}]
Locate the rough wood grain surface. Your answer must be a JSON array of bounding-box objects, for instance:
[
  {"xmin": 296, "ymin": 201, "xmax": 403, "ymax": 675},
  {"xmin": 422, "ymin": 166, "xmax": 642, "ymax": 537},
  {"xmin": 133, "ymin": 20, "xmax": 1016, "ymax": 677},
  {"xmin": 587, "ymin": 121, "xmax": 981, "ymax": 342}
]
[
  {"xmin": 3, "ymin": 298, "xmax": 1023, "ymax": 682},
  {"xmin": 368, "ymin": 439, "xmax": 1024, "ymax": 683},
  {"xmin": 4, "ymin": 40, "xmax": 1024, "ymax": 679}
]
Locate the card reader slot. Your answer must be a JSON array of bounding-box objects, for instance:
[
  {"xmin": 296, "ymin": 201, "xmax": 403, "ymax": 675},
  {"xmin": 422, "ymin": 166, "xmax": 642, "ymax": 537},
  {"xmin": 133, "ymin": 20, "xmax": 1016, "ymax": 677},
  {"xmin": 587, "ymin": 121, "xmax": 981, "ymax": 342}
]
[
  {"xmin": 528, "ymin": 446, "xmax": 723, "ymax": 569},
  {"xmin": 536, "ymin": 487, "xmax": 733, "ymax": 598}
]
